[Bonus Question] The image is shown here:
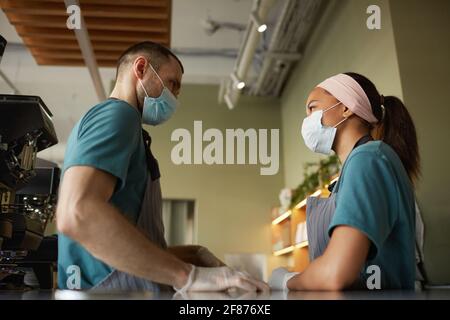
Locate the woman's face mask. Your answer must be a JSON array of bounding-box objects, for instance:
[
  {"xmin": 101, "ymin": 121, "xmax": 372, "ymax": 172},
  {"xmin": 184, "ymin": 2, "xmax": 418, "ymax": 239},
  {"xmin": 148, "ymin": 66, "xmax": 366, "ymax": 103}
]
[
  {"xmin": 138, "ymin": 62, "xmax": 178, "ymax": 126},
  {"xmin": 301, "ymin": 101, "xmax": 347, "ymax": 155}
]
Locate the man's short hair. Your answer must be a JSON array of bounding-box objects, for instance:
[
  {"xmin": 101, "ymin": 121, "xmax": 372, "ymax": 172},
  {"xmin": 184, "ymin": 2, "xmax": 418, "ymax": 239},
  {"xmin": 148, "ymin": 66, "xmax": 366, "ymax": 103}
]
[{"xmin": 116, "ymin": 41, "xmax": 184, "ymax": 78}]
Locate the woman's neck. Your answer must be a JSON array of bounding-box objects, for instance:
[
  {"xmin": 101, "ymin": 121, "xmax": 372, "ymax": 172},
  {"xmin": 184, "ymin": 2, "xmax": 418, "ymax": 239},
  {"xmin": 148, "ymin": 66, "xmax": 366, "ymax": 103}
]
[{"xmin": 334, "ymin": 126, "xmax": 368, "ymax": 164}]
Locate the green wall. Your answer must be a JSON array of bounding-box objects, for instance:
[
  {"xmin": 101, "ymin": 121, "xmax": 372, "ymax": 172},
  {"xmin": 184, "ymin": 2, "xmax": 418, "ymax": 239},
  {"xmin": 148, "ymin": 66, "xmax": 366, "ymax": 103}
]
[
  {"xmin": 146, "ymin": 84, "xmax": 285, "ymax": 275},
  {"xmin": 389, "ymin": 0, "xmax": 450, "ymax": 284}
]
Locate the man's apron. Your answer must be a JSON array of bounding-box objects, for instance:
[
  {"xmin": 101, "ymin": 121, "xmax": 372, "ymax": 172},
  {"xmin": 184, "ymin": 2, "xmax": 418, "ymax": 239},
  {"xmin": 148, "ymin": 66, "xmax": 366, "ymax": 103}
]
[{"xmin": 91, "ymin": 130, "xmax": 168, "ymax": 292}]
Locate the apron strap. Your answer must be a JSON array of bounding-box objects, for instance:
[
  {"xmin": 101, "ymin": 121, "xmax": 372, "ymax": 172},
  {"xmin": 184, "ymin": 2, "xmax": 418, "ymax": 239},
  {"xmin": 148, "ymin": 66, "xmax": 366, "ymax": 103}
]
[
  {"xmin": 328, "ymin": 134, "xmax": 373, "ymax": 194},
  {"xmin": 142, "ymin": 129, "xmax": 161, "ymax": 181}
]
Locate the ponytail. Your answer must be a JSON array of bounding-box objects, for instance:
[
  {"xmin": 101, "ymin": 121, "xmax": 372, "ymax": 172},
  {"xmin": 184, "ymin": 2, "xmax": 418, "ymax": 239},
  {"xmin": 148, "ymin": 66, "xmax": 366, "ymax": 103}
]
[
  {"xmin": 382, "ymin": 95, "xmax": 420, "ymax": 183},
  {"xmin": 344, "ymin": 72, "xmax": 420, "ymax": 184}
]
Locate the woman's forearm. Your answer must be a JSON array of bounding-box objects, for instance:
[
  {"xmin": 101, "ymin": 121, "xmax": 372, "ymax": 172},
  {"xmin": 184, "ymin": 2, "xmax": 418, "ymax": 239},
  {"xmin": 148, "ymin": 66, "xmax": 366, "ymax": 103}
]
[{"xmin": 286, "ymin": 256, "xmax": 345, "ymax": 291}]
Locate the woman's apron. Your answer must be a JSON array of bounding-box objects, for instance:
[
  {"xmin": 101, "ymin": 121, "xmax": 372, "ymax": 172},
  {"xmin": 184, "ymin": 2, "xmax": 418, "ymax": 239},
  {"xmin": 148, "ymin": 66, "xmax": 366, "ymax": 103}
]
[
  {"xmin": 306, "ymin": 190, "xmax": 338, "ymax": 261},
  {"xmin": 91, "ymin": 130, "xmax": 168, "ymax": 292},
  {"xmin": 306, "ymin": 135, "xmax": 373, "ymax": 261}
]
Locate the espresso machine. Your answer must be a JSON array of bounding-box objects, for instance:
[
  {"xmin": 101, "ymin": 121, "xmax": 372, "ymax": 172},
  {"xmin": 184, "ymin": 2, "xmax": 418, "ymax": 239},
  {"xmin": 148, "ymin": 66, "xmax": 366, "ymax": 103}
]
[{"xmin": 0, "ymin": 34, "xmax": 60, "ymax": 290}]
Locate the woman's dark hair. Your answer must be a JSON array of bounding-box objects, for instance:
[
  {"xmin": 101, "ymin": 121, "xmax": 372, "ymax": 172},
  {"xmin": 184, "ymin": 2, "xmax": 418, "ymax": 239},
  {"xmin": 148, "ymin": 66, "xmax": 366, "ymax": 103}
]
[{"xmin": 344, "ymin": 72, "xmax": 420, "ymax": 184}]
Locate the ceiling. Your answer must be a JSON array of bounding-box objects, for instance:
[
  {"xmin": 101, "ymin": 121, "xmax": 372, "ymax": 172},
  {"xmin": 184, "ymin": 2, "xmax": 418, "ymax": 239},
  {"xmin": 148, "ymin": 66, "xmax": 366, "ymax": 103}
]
[
  {"xmin": 0, "ymin": 0, "xmax": 172, "ymax": 66},
  {"xmin": 0, "ymin": 0, "xmax": 253, "ymax": 86},
  {"xmin": 0, "ymin": 0, "xmax": 255, "ymax": 151}
]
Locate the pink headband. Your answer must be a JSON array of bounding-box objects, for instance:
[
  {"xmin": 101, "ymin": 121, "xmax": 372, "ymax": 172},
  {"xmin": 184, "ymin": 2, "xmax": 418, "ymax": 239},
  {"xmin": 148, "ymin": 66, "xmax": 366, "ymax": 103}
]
[{"xmin": 317, "ymin": 73, "xmax": 378, "ymax": 124}]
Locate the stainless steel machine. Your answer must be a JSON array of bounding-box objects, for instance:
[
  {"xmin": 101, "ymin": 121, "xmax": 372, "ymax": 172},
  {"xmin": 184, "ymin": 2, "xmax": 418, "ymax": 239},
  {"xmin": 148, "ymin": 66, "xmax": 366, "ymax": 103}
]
[{"xmin": 0, "ymin": 34, "xmax": 60, "ymax": 290}]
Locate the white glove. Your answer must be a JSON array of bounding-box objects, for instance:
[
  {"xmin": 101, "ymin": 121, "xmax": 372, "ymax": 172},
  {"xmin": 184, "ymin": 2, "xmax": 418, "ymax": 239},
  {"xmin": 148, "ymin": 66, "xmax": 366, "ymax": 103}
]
[
  {"xmin": 268, "ymin": 267, "xmax": 299, "ymax": 291},
  {"xmin": 174, "ymin": 265, "xmax": 269, "ymax": 293}
]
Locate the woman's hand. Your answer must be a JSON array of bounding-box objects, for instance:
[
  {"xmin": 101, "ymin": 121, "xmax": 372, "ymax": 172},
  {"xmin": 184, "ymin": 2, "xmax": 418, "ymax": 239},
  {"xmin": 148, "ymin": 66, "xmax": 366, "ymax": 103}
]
[{"xmin": 268, "ymin": 267, "xmax": 299, "ymax": 291}]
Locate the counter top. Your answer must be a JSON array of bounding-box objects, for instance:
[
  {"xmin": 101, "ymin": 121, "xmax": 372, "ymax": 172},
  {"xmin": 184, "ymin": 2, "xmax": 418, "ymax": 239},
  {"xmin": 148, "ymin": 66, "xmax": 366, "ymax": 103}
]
[{"xmin": 1, "ymin": 289, "xmax": 450, "ymax": 300}]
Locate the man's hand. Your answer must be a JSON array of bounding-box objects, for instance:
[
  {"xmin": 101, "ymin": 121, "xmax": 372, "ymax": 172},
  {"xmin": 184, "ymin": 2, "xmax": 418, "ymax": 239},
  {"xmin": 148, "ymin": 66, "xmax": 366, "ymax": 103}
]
[
  {"xmin": 175, "ymin": 265, "xmax": 269, "ymax": 293},
  {"xmin": 167, "ymin": 245, "xmax": 225, "ymax": 267}
]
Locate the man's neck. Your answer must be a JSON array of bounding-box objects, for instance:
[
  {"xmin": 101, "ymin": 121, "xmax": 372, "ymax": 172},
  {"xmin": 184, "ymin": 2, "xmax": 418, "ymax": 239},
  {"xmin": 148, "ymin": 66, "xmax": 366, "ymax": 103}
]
[{"xmin": 110, "ymin": 81, "xmax": 139, "ymax": 111}]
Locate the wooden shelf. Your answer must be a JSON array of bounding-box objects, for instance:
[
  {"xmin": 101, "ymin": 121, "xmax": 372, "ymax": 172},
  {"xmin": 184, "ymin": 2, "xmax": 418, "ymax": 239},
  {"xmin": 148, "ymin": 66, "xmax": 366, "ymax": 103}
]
[
  {"xmin": 294, "ymin": 189, "xmax": 321, "ymax": 209},
  {"xmin": 273, "ymin": 245, "xmax": 294, "ymax": 256},
  {"xmin": 295, "ymin": 240, "xmax": 308, "ymax": 249},
  {"xmin": 271, "ymin": 209, "xmax": 291, "ymax": 225},
  {"xmin": 272, "ymin": 241, "xmax": 309, "ymax": 256},
  {"xmin": 271, "ymin": 176, "xmax": 339, "ymax": 272}
]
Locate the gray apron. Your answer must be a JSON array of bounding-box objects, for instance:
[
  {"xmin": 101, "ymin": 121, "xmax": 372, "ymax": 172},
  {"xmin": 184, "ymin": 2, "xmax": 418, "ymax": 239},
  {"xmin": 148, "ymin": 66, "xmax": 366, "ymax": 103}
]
[
  {"xmin": 91, "ymin": 177, "xmax": 168, "ymax": 292},
  {"xmin": 91, "ymin": 130, "xmax": 168, "ymax": 292},
  {"xmin": 306, "ymin": 191, "xmax": 337, "ymax": 261},
  {"xmin": 306, "ymin": 134, "xmax": 373, "ymax": 261}
]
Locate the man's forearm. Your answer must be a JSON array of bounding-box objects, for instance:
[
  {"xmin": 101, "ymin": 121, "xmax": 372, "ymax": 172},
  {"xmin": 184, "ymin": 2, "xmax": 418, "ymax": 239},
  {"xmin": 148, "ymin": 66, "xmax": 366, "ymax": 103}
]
[{"xmin": 59, "ymin": 199, "xmax": 191, "ymax": 288}]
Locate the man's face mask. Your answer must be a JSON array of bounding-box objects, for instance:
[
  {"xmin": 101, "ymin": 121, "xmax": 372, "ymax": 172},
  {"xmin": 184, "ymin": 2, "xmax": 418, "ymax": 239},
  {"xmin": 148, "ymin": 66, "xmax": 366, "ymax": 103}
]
[
  {"xmin": 138, "ymin": 62, "xmax": 178, "ymax": 126},
  {"xmin": 300, "ymin": 102, "xmax": 347, "ymax": 155}
]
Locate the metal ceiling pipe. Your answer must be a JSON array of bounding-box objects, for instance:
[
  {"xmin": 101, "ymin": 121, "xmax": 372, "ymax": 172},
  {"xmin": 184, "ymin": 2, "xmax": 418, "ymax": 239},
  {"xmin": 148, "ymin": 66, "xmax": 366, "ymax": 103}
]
[
  {"xmin": 64, "ymin": 0, "xmax": 106, "ymax": 101},
  {"xmin": 0, "ymin": 70, "xmax": 21, "ymax": 94},
  {"xmin": 224, "ymin": 0, "xmax": 276, "ymax": 109},
  {"xmin": 251, "ymin": 0, "xmax": 296, "ymax": 96}
]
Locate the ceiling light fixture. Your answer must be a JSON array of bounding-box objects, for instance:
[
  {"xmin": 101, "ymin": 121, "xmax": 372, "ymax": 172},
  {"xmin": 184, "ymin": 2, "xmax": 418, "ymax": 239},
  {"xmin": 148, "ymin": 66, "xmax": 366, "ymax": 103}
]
[
  {"xmin": 251, "ymin": 12, "xmax": 267, "ymax": 33},
  {"xmin": 230, "ymin": 72, "xmax": 246, "ymax": 90}
]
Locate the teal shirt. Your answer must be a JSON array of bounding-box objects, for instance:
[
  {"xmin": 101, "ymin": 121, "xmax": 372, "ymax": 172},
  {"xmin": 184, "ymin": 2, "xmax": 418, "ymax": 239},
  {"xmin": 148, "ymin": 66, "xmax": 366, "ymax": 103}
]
[
  {"xmin": 328, "ymin": 141, "xmax": 416, "ymax": 290},
  {"xmin": 58, "ymin": 99, "xmax": 148, "ymax": 289}
]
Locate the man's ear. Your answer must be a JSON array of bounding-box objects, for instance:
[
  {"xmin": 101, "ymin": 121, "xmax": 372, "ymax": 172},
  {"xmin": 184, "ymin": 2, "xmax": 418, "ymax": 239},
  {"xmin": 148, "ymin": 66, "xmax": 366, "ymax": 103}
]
[{"xmin": 133, "ymin": 56, "xmax": 147, "ymax": 80}]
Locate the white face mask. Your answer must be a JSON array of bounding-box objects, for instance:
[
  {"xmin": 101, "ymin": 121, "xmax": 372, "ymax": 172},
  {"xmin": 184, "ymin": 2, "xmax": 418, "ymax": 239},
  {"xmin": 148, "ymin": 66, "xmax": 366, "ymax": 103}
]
[{"xmin": 300, "ymin": 102, "xmax": 347, "ymax": 155}]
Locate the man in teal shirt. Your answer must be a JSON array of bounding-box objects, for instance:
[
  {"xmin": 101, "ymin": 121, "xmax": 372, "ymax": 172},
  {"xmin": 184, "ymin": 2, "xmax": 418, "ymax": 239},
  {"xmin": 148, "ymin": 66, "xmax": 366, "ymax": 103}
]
[
  {"xmin": 58, "ymin": 98, "xmax": 148, "ymax": 288},
  {"xmin": 56, "ymin": 41, "xmax": 268, "ymax": 293}
]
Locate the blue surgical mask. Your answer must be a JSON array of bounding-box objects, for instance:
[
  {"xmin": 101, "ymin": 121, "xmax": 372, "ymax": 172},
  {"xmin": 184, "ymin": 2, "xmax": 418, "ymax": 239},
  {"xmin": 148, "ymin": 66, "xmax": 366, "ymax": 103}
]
[
  {"xmin": 301, "ymin": 102, "xmax": 347, "ymax": 155},
  {"xmin": 138, "ymin": 62, "xmax": 178, "ymax": 126}
]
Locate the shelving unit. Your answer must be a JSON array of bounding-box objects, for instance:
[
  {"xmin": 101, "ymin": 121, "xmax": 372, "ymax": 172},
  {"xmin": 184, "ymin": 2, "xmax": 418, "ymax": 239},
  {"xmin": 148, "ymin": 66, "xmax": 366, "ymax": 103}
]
[{"xmin": 271, "ymin": 177, "xmax": 338, "ymax": 272}]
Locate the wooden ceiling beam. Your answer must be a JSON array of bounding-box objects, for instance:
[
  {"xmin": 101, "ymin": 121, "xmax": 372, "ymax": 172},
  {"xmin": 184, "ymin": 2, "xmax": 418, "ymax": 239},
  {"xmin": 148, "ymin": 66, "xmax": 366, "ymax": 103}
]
[
  {"xmin": 0, "ymin": 0, "xmax": 169, "ymax": 19},
  {"xmin": 34, "ymin": 56, "xmax": 117, "ymax": 67},
  {"xmin": 31, "ymin": 48, "xmax": 121, "ymax": 60},
  {"xmin": 30, "ymin": 47, "xmax": 169, "ymax": 60},
  {"xmin": 15, "ymin": 26, "xmax": 169, "ymax": 43},
  {"xmin": 17, "ymin": 0, "xmax": 168, "ymax": 8},
  {"xmin": 1, "ymin": 0, "xmax": 172, "ymax": 66},
  {"xmin": 6, "ymin": 13, "xmax": 169, "ymax": 33},
  {"xmin": 22, "ymin": 37, "xmax": 170, "ymax": 51}
]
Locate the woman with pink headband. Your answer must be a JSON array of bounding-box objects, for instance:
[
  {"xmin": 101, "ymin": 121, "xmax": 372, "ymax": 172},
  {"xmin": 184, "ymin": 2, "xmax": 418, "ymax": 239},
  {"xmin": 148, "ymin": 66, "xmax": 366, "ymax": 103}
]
[{"xmin": 270, "ymin": 72, "xmax": 420, "ymax": 291}]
